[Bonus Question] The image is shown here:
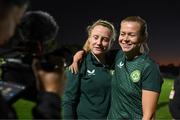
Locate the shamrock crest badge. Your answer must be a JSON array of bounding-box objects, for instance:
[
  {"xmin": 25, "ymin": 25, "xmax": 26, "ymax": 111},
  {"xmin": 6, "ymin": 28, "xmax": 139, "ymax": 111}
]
[{"xmin": 130, "ymin": 70, "xmax": 141, "ymax": 82}]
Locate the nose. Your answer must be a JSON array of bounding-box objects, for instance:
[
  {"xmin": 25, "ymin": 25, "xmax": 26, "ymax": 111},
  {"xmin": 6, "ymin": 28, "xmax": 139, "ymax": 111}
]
[
  {"xmin": 119, "ymin": 35, "xmax": 129, "ymax": 43},
  {"xmin": 122, "ymin": 35, "xmax": 130, "ymax": 43},
  {"xmin": 124, "ymin": 35, "xmax": 129, "ymax": 41},
  {"xmin": 97, "ymin": 38, "xmax": 102, "ymax": 45}
]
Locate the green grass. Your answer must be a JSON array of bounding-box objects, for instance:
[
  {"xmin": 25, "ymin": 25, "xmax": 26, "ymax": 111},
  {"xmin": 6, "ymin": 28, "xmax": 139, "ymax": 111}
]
[
  {"xmin": 156, "ymin": 78, "xmax": 174, "ymax": 119},
  {"xmin": 13, "ymin": 78, "xmax": 174, "ymax": 119},
  {"xmin": 13, "ymin": 99, "xmax": 35, "ymax": 119}
]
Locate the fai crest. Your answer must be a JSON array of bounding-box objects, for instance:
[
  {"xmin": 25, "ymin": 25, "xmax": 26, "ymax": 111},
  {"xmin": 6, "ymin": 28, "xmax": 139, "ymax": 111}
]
[{"xmin": 130, "ymin": 70, "xmax": 141, "ymax": 82}]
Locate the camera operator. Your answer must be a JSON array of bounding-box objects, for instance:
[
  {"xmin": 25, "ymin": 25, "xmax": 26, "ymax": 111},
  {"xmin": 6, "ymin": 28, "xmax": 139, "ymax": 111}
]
[
  {"xmin": 18, "ymin": 10, "xmax": 68, "ymax": 119},
  {"xmin": 1, "ymin": 10, "xmax": 60, "ymax": 102},
  {"xmin": 0, "ymin": 0, "xmax": 66, "ymax": 119},
  {"xmin": 0, "ymin": 0, "xmax": 29, "ymax": 118}
]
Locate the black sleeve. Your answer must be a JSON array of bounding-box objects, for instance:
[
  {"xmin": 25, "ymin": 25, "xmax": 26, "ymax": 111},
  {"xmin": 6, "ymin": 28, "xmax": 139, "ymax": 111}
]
[
  {"xmin": 32, "ymin": 91, "xmax": 61, "ymax": 119},
  {"xmin": 174, "ymin": 75, "xmax": 180, "ymax": 89},
  {"xmin": 0, "ymin": 93, "xmax": 17, "ymax": 119},
  {"xmin": 169, "ymin": 76, "xmax": 180, "ymax": 119}
]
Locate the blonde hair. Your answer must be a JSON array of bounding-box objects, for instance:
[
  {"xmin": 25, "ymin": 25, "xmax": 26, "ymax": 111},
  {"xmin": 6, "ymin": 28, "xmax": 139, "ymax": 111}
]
[
  {"xmin": 87, "ymin": 19, "xmax": 116, "ymax": 42},
  {"xmin": 83, "ymin": 19, "xmax": 116, "ymax": 51}
]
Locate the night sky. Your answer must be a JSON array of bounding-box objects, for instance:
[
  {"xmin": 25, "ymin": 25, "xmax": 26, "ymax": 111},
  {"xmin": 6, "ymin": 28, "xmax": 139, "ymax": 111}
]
[{"xmin": 29, "ymin": 0, "xmax": 180, "ymax": 66}]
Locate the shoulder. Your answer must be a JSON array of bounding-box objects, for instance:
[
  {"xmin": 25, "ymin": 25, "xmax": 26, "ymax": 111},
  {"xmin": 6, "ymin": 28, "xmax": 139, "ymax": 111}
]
[
  {"xmin": 141, "ymin": 54, "xmax": 163, "ymax": 92},
  {"xmin": 142, "ymin": 54, "xmax": 160, "ymax": 70},
  {"xmin": 141, "ymin": 54, "xmax": 162, "ymax": 80},
  {"xmin": 78, "ymin": 52, "xmax": 92, "ymax": 74},
  {"xmin": 65, "ymin": 68, "xmax": 77, "ymax": 79}
]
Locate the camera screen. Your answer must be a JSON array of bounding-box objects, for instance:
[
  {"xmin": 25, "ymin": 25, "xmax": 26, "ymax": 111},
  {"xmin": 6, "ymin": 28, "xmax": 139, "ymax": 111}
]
[{"xmin": 0, "ymin": 81, "xmax": 26, "ymax": 103}]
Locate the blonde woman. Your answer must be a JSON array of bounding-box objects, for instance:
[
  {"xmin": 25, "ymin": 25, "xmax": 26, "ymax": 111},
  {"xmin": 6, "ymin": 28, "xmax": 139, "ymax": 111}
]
[{"xmin": 62, "ymin": 19, "xmax": 116, "ymax": 119}]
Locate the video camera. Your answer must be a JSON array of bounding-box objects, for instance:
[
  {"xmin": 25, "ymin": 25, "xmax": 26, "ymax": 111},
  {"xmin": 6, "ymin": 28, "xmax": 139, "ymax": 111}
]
[
  {"xmin": 0, "ymin": 11, "xmax": 73, "ymax": 103},
  {"xmin": 1, "ymin": 10, "xmax": 73, "ymax": 69}
]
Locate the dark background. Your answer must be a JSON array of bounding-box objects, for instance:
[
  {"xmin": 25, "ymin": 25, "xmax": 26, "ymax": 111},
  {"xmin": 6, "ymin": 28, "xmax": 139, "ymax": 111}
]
[{"xmin": 29, "ymin": 0, "xmax": 180, "ymax": 66}]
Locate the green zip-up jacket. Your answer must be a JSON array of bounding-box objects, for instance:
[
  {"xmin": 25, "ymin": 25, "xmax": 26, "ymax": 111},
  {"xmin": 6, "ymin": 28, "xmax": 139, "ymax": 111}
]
[{"xmin": 62, "ymin": 52, "xmax": 113, "ymax": 119}]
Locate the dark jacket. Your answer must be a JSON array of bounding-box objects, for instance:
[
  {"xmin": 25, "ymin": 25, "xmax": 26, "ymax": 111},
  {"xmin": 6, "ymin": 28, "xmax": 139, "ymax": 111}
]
[
  {"xmin": 0, "ymin": 93, "xmax": 17, "ymax": 119},
  {"xmin": 169, "ymin": 75, "xmax": 180, "ymax": 119},
  {"xmin": 0, "ymin": 91, "xmax": 61, "ymax": 119}
]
